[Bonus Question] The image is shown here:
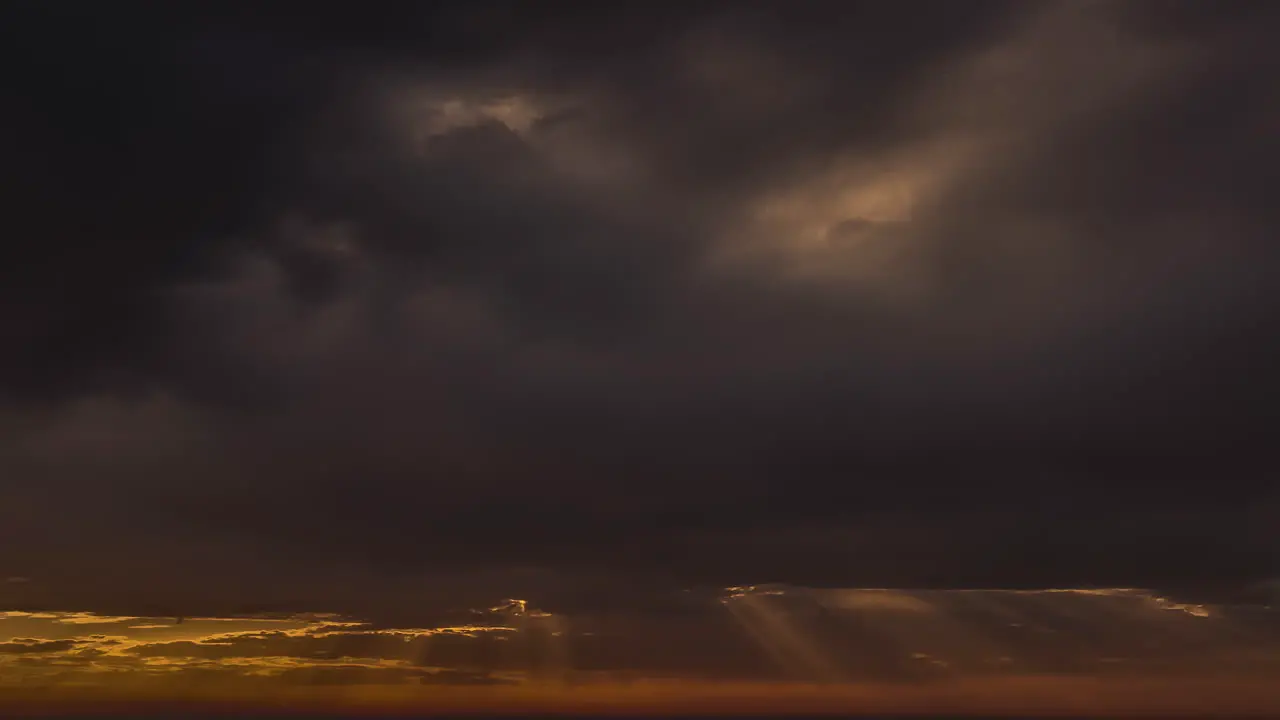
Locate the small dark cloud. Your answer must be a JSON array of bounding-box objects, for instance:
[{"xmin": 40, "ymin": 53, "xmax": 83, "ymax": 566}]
[{"xmin": 0, "ymin": 639, "xmax": 86, "ymax": 654}]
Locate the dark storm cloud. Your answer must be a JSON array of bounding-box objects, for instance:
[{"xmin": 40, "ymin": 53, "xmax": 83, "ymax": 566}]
[{"xmin": 3, "ymin": 0, "xmax": 1279, "ymax": 618}]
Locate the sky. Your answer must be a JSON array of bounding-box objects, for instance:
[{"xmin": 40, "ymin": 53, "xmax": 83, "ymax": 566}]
[{"xmin": 3, "ymin": 0, "xmax": 1280, "ymax": 713}]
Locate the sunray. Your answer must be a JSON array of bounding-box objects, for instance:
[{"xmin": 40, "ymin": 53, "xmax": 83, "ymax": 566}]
[
  {"xmin": 723, "ymin": 590, "xmax": 844, "ymax": 682},
  {"xmin": 722, "ymin": 596, "xmax": 809, "ymax": 679}
]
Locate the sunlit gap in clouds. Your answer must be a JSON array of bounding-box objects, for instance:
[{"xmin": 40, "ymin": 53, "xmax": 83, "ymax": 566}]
[{"xmin": 0, "ymin": 604, "xmax": 529, "ymax": 690}]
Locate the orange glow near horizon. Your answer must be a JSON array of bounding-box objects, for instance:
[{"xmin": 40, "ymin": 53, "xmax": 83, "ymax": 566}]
[{"xmin": 5, "ymin": 674, "xmax": 1280, "ymax": 717}]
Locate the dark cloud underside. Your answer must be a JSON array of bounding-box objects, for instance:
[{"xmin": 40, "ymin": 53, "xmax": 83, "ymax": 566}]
[{"xmin": 2, "ymin": 0, "xmax": 1278, "ymax": 621}]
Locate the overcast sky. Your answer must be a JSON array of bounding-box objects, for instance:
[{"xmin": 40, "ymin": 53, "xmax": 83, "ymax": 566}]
[{"xmin": 3, "ymin": 1, "xmax": 1279, "ymax": 634}]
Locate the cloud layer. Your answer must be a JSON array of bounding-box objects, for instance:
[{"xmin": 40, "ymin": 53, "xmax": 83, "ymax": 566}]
[
  {"xmin": 3, "ymin": 589, "xmax": 1278, "ymax": 688},
  {"xmin": 3, "ymin": 1, "xmax": 1279, "ymax": 616}
]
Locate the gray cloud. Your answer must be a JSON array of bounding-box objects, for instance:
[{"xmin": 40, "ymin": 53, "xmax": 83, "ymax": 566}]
[{"xmin": 3, "ymin": 0, "xmax": 1278, "ymax": 616}]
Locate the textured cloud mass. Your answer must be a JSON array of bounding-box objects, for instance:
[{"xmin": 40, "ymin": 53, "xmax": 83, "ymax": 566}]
[
  {"xmin": 3, "ymin": 0, "xmax": 1279, "ymax": 631},
  {"xmin": 2, "ymin": 595, "xmax": 1279, "ymax": 715},
  {"xmin": 3, "ymin": 592, "xmax": 1279, "ymax": 682}
]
